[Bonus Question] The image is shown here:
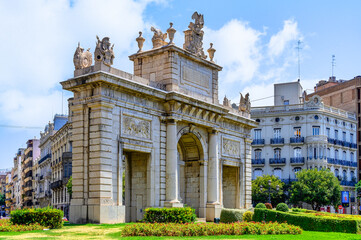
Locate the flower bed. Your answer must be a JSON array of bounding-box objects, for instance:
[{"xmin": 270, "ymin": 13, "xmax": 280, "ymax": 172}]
[
  {"xmin": 121, "ymin": 222, "xmax": 302, "ymax": 237},
  {"xmin": 254, "ymin": 208, "xmax": 361, "ymax": 234},
  {"xmin": 0, "ymin": 219, "xmax": 43, "ymax": 232}
]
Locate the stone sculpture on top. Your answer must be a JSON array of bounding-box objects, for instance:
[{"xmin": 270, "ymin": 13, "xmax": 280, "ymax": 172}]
[
  {"xmin": 239, "ymin": 93, "xmax": 251, "ymax": 113},
  {"xmin": 94, "ymin": 36, "xmax": 115, "ymax": 66},
  {"xmin": 183, "ymin": 11, "xmax": 207, "ymax": 59},
  {"xmin": 150, "ymin": 27, "xmax": 167, "ymax": 48},
  {"xmin": 73, "ymin": 42, "xmax": 92, "ymax": 70}
]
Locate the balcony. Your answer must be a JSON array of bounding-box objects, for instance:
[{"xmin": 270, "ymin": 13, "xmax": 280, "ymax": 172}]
[
  {"xmin": 327, "ymin": 138, "xmax": 336, "ymax": 144},
  {"xmin": 290, "ymin": 157, "xmax": 305, "ymax": 165},
  {"xmin": 290, "ymin": 137, "xmax": 304, "ymax": 144},
  {"xmin": 282, "ymin": 178, "xmax": 297, "ymax": 184},
  {"xmin": 335, "ymin": 140, "xmax": 343, "ymax": 146},
  {"xmin": 50, "ymin": 180, "xmax": 63, "ymax": 190},
  {"xmin": 24, "ymin": 176, "xmax": 32, "ymax": 183},
  {"xmin": 24, "ymin": 186, "xmax": 32, "ymax": 192},
  {"xmin": 38, "ymin": 153, "xmax": 51, "ymax": 165},
  {"xmin": 351, "ymin": 143, "xmax": 357, "ymax": 149},
  {"xmin": 340, "ymin": 180, "xmax": 357, "ymax": 187},
  {"xmin": 269, "ymin": 158, "xmax": 286, "ymax": 165},
  {"xmin": 12, "ymin": 174, "xmax": 18, "ymax": 180},
  {"xmin": 270, "ymin": 138, "xmax": 284, "ymax": 145},
  {"xmin": 251, "ymin": 139, "xmax": 265, "ymax": 145},
  {"xmin": 24, "ymin": 196, "xmax": 32, "ymax": 202},
  {"xmin": 252, "ymin": 159, "xmax": 265, "ymax": 166}
]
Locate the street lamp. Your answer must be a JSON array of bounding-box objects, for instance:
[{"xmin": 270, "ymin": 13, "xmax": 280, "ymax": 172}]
[{"xmin": 260, "ymin": 180, "xmax": 280, "ymax": 204}]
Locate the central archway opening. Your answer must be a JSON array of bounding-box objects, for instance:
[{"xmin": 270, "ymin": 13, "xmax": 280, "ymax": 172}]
[{"xmin": 177, "ymin": 132, "xmax": 204, "ymax": 215}]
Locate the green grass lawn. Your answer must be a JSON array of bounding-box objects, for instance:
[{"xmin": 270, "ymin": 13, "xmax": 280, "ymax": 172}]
[{"xmin": 1, "ymin": 223, "xmax": 361, "ymax": 240}]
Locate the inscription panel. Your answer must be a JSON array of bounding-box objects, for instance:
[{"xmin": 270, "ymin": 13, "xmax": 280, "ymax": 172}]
[{"xmin": 180, "ymin": 61, "xmax": 212, "ymax": 96}]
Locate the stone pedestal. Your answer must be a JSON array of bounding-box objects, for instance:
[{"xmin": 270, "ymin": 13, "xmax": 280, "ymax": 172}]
[{"xmin": 206, "ymin": 203, "xmax": 222, "ymax": 221}]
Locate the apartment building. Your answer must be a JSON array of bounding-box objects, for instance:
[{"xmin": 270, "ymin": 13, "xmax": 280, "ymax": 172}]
[
  {"xmin": 50, "ymin": 122, "xmax": 72, "ymax": 219},
  {"xmin": 12, "ymin": 149, "xmax": 24, "ymax": 209},
  {"xmin": 22, "ymin": 139, "xmax": 40, "ymax": 207},
  {"xmin": 35, "ymin": 115, "xmax": 68, "ymax": 208},
  {"xmin": 251, "ymin": 82, "xmax": 358, "ymax": 213},
  {"xmin": 307, "ymin": 76, "xmax": 361, "ymax": 178},
  {"xmin": 5, "ymin": 172, "xmax": 12, "ymax": 215}
]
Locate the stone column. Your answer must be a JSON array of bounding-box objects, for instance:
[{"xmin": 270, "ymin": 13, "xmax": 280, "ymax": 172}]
[
  {"xmin": 206, "ymin": 130, "xmax": 221, "ymax": 221},
  {"xmin": 164, "ymin": 119, "xmax": 183, "ymax": 207}
]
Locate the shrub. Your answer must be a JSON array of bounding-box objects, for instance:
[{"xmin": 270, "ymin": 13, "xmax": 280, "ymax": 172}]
[
  {"xmin": 243, "ymin": 211, "xmax": 253, "ymax": 222},
  {"xmin": 10, "ymin": 207, "xmax": 63, "ymax": 229},
  {"xmin": 265, "ymin": 203, "xmax": 272, "ymax": 209},
  {"xmin": 253, "ymin": 208, "xmax": 361, "ymax": 234},
  {"xmin": 143, "ymin": 207, "xmax": 196, "ymax": 223},
  {"xmin": 276, "ymin": 203, "xmax": 289, "ymax": 212},
  {"xmin": 0, "ymin": 219, "xmax": 43, "ymax": 232},
  {"xmin": 220, "ymin": 208, "xmax": 245, "ymax": 223},
  {"xmin": 255, "ymin": 203, "xmax": 266, "ymax": 209},
  {"xmin": 122, "ymin": 222, "xmax": 302, "ymax": 237}
]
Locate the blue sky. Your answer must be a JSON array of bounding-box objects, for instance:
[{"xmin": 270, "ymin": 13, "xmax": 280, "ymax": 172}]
[{"xmin": 0, "ymin": 0, "xmax": 360, "ymax": 169}]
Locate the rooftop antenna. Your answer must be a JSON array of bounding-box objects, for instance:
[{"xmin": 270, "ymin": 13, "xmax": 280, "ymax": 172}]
[
  {"xmin": 331, "ymin": 54, "xmax": 336, "ymax": 79},
  {"xmin": 296, "ymin": 40, "xmax": 302, "ymax": 81}
]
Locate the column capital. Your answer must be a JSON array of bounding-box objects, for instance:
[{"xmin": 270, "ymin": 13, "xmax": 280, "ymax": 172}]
[{"xmin": 208, "ymin": 128, "xmax": 219, "ymax": 134}]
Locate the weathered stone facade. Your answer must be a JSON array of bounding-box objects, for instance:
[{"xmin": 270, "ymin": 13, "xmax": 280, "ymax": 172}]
[{"xmin": 62, "ymin": 13, "xmax": 256, "ymax": 224}]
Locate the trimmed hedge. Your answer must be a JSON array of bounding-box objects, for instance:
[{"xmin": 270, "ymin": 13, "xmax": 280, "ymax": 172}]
[
  {"xmin": 143, "ymin": 207, "xmax": 196, "ymax": 223},
  {"xmin": 122, "ymin": 222, "xmax": 302, "ymax": 237},
  {"xmin": 276, "ymin": 203, "xmax": 289, "ymax": 212},
  {"xmin": 253, "ymin": 208, "xmax": 361, "ymax": 234},
  {"xmin": 10, "ymin": 207, "xmax": 63, "ymax": 229},
  {"xmin": 220, "ymin": 208, "xmax": 246, "ymax": 223},
  {"xmin": 0, "ymin": 219, "xmax": 44, "ymax": 232},
  {"xmin": 255, "ymin": 203, "xmax": 266, "ymax": 209},
  {"xmin": 243, "ymin": 211, "xmax": 253, "ymax": 222}
]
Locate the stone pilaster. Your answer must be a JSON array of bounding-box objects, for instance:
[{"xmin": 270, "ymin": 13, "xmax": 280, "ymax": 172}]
[
  {"xmin": 244, "ymin": 138, "xmax": 252, "ymax": 208},
  {"xmin": 164, "ymin": 119, "xmax": 183, "ymax": 207},
  {"xmin": 206, "ymin": 129, "xmax": 221, "ymax": 221}
]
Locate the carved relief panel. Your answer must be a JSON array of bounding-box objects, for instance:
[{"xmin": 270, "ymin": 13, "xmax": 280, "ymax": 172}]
[
  {"xmin": 222, "ymin": 137, "xmax": 240, "ymax": 158},
  {"xmin": 122, "ymin": 114, "xmax": 151, "ymax": 140}
]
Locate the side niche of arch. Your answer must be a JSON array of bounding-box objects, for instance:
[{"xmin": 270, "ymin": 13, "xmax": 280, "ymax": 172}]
[{"xmin": 177, "ymin": 126, "xmax": 207, "ymax": 216}]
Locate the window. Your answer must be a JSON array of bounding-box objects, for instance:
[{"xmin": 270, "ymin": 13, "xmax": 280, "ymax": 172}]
[
  {"xmin": 312, "ymin": 126, "xmax": 320, "ymax": 135},
  {"xmin": 343, "ymin": 151, "xmax": 346, "ymax": 160},
  {"xmin": 274, "ymin": 168, "xmax": 282, "ymax": 179},
  {"xmin": 351, "ymin": 171, "xmax": 355, "ymax": 180},
  {"xmin": 327, "ymin": 148, "xmax": 331, "ymax": 158},
  {"xmin": 254, "ymin": 129, "xmax": 262, "ymax": 139},
  {"xmin": 314, "ymin": 115, "xmax": 319, "ymax": 120},
  {"xmin": 350, "ymin": 133, "xmax": 354, "ymax": 143},
  {"xmin": 275, "ymin": 117, "xmax": 280, "ymax": 122},
  {"xmin": 274, "ymin": 128, "xmax": 281, "ymax": 138},
  {"xmin": 295, "ymin": 116, "xmax": 300, "ymax": 121},
  {"xmin": 351, "ymin": 152, "xmax": 354, "ymax": 162},
  {"xmin": 294, "ymin": 147, "xmax": 302, "ymax": 157},
  {"xmin": 294, "ymin": 167, "xmax": 302, "ymax": 173},
  {"xmin": 343, "ymin": 170, "xmax": 347, "ymax": 181},
  {"xmin": 274, "ymin": 148, "xmax": 281, "ymax": 159},
  {"xmin": 335, "ymin": 169, "xmax": 339, "ymax": 177},
  {"xmin": 313, "ymin": 147, "xmax": 318, "ymax": 159},
  {"xmin": 254, "ymin": 169, "xmax": 263, "ymax": 179},
  {"xmin": 343, "ymin": 132, "xmax": 346, "ymax": 141},
  {"xmin": 284, "ymin": 100, "xmax": 289, "ymax": 105},
  {"xmin": 326, "ymin": 128, "xmax": 330, "ymax": 138},
  {"xmin": 256, "ymin": 119, "xmax": 260, "ymax": 123},
  {"xmin": 334, "ymin": 130, "xmax": 338, "ymax": 140},
  {"xmin": 326, "ymin": 117, "xmax": 329, "ymax": 122},
  {"xmin": 294, "ymin": 127, "xmax": 301, "ymax": 137},
  {"xmin": 335, "ymin": 149, "xmax": 339, "ymax": 160},
  {"xmin": 254, "ymin": 149, "xmax": 262, "ymax": 160}
]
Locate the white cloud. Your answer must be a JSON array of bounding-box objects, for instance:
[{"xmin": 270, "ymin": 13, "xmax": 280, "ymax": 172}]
[
  {"xmin": 0, "ymin": 0, "xmax": 162, "ymax": 126},
  {"xmin": 268, "ymin": 19, "xmax": 300, "ymax": 58},
  {"xmin": 203, "ymin": 19, "xmax": 264, "ymax": 83}
]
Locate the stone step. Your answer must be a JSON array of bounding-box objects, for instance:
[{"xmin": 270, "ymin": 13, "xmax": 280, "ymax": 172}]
[{"xmin": 196, "ymin": 218, "xmax": 206, "ymax": 222}]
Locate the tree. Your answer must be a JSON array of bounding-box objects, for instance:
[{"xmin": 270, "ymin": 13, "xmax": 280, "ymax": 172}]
[
  {"xmin": 0, "ymin": 193, "xmax": 4, "ymax": 206},
  {"xmin": 290, "ymin": 168, "xmax": 341, "ymax": 210},
  {"xmin": 252, "ymin": 175, "xmax": 284, "ymax": 206}
]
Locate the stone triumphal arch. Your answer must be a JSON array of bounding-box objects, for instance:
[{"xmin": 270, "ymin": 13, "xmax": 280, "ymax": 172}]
[{"xmin": 62, "ymin": 12, "xmax": 257, "ymax": 223}]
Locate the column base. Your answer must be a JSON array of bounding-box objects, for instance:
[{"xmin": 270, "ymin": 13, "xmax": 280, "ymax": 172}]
[
  {"xmin": 164, "ymin": 201, "xmax": 184, "ymax": 208},
  {"xmin": 206, "ymin": 203, "xmax": 221, "ymax": 222},
  {"xmin": 70, "ymin": 204, "xmax": 126, "ymax": 224}
]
